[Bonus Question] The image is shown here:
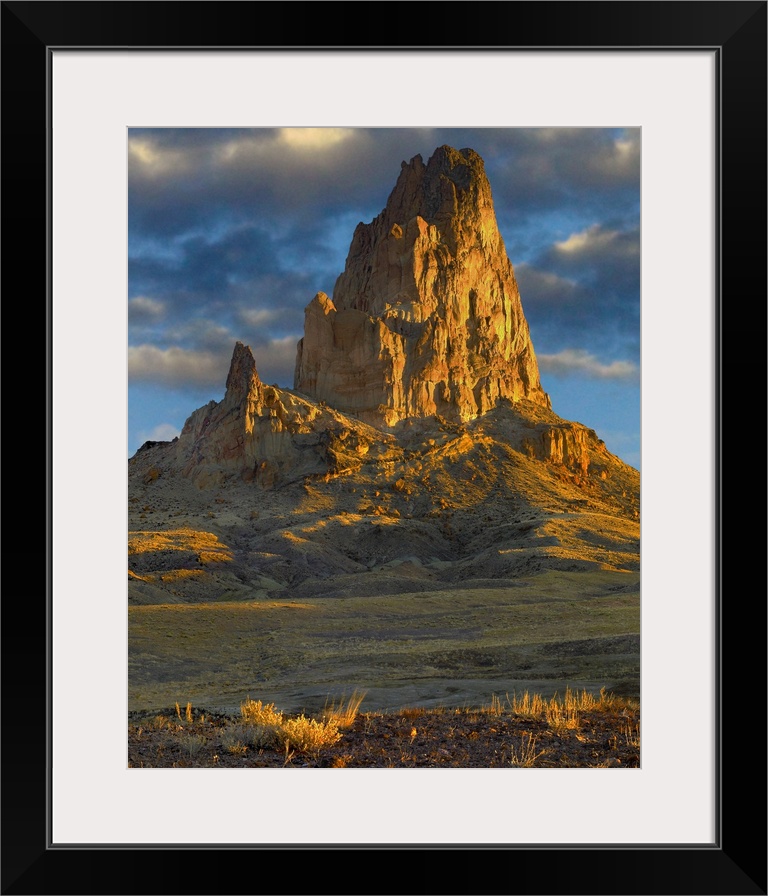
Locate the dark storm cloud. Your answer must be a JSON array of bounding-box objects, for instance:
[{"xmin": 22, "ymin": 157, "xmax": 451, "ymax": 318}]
[
  {"xmin": 129, "ymin": 213, "xmax": 318, "ymax": 384},
  {"xmin": 475, "ymin": 129, "xmax": 641, "ymax": 263},
  {"xmin": 129, "ymin": 126, "xmax": 640, "ymax": 243},
  {"xmin": 489, "ymin": 127, "xmax": 640, "ymax": 200},
  {"xmin": 130, "ymin": 224, "xmax": 283, "ymax": 297},
  {"xmin": 128, "ymin": 126, "xmax": 641, "ymax": 308},
  {"xmin": 517, "ymin": 222, "xmax": 640, "ymax": 312},
  {"xmin": 128, "ymin": 127, "xmax": 439, "ymax": 240},
  {"xmin": 475, "ymin": 128, "xmax": 641, "ymax": 240},
  {"xmin": 515, "ymin": 221, "xmax": 640, "ymax": 364},
  {"xmin": 543, "ymin": 223, "xmax": 640, "ymax": 290}
]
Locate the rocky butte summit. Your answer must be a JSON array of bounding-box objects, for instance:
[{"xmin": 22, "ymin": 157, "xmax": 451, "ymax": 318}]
[{"xmin": 295, "ymin": 145, "xmax": 550, "ymax": 427}]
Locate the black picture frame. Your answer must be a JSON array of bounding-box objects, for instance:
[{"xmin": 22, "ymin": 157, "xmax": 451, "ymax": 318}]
[{"xmin": 3, "ymin": 2, "xmax": 765, "ymax": 894}]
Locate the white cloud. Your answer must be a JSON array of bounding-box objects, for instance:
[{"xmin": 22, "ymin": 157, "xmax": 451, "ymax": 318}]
[
  {"xmin": 215, "ymin": 128, "xmax": 359, "ymax": 174},
  {"xmin": 614, "ymin": 137, "xmax": 635, "ymax": 157},
  {"xmin": 128, "ymin": 336, "xmax": 300, "ymax": 391},
  {"xmin": 137, "ymin": 422, "xmax": 180, "ymax": 444},
  {"xmin": 538, "ymin": 349, "xmax": 638, "ymax": 381},
  {"xmin": 555, "ymin": 224, "xmax": 620, "ymax": 256},
  {"xmin": 277, "ymin": 127, "xmax": 355, "ymax": 151},
  {"xmin": 128, "ymin": 295, "xmax": 166, "ymax": 320},
  {"xmin": 128, "ymin": 139, "xmax": 159, "ymax": 165},
  {"xmin": 128, "ymin": 139, "xmax": 191, "ymax": 177},
  {"xmin": 128, "ymin": 345, "xmax": 227, "ymax": 388},
  {"xmin": 250, "ymin": 335, "xmax": 300, "ymax": 386},
  {"xmin": 550, "ymin": 225, "xmax": 640, "ymax": 275},
  {"xmin": 237, "ymin": 308, "xmax": 280, "ymax": 328},
  {"xmin": 611, "ymin": 131, "xmax": 641, "ymax": 171}
]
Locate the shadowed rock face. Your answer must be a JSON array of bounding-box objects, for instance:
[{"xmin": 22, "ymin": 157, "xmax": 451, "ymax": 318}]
[{"xmin": 294, "ymin": 145, "xmax": 551, "ymax": 427}]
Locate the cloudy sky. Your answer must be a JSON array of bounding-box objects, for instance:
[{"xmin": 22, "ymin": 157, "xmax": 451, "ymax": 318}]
[{"xmin": 129, "ymin": 127, "xmax": 640, "ymax": 468}]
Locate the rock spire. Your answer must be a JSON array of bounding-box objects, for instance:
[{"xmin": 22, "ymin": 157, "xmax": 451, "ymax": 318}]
[{"xmin": 294, "ymin": 145, "xmax": 551, "ymax": 427}]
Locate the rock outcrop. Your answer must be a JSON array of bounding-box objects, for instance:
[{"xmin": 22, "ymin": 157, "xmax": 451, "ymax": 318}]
[
  {"xmin": 138, "ymin": 146, "xmax": 635, "ymax": 494},
  {"xmin": 294, "ymin": 145, "xmax": 551, "ymax": 427},
  {"xmin": 171, "ymin": 342, "xmax": 396, "ymax": 488}
]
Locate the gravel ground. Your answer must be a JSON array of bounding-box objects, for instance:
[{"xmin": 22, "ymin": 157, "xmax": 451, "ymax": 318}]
[{"xmin": 128, "ymin": 700, "xmax": 640, "ymax": 769}]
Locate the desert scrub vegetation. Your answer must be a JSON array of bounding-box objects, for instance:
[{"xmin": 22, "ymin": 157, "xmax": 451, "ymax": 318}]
[
  {"xmin": 491, "ymin": 686, "xmax": 635, "ymax": 734},
  {"xmin": 321, "ymin": 690, "xmax": 366, "ymax": 728},
  {"xmin": 506, "ymin": 733, "xmax": 545, "ymax": 768},
  {"xmin": 238, "ymin": 697, "xmax": 342, "ymax": 755},
  {"xmin": 280, "ymin": 715, "xmax": 342, "ymax": 754},
  {"xmin": 128, "ymin": 687, "xmax": 639, "ymax": 769}
]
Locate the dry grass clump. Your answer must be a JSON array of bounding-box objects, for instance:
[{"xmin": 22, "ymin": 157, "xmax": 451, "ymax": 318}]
[
  {"xmin": 240, "ymin": 698, "xmax": 283, "ymax": 727},
  {"xmin": 237, "ymin": 697, "xmax": 341, "ymax": 755},
  {"xmin": 504, "ymin": 686, "xmax": 636, "ymax": 719},
  {"xmin": 220, "ymin": 724, "xmax": 250, "ymax": 755},
  {"xmin": 545, "ymin": 700, "xmax": 581, "ymax": 734},
  {"xmin": 569, "ymin": 686, "xmax": 637, "ymax": 713},
  {"xmin": 149, "ymin": 714, "xmax": 172, "ymax": 730},
  {"xmin": 482, "ymin": 687, "xmax": 642, "ymax": 736},
  {"xmin": 281, "ymin": 715, "xmax": 342, "ymax": 754},
  {"xmin": 507, "ymin": 691, "xmax": 546, "ymax": 718},
  {"xmin": 182, "ymin": 734, "xmax": 208, "ymax": 757},
  {"xmin": 508, "ymin": 733, "xmax": 546, "ymax": 768},
  {"xmin": 322, "ymin": 690, "xmax": 366, "ymax": 729},
  {"xmin": 623, "ymin": 720, "xmax": 640, "ymax": 747},
  {"xmin": 330, "ymin": 754, "xmax": 354, "ymax": 768},
  {"xmin": 176, "ymin": 701, "xmax": 194, "ymax": 725},
  {"xmin": 238, "ymin": 698, "xmax": 285, "ymax": 749}
]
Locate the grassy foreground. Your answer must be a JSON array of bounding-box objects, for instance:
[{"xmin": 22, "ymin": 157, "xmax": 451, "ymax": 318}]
[{"xmin": 128, "ymin": 688, "xmax": 640, "ymax": 769}]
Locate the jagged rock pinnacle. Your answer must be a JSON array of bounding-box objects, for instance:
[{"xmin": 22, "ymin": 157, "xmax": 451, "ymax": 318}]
[
  {"xmin": 224, "ymin": 341, "xmax": 262, "ymax": 406},
  {"xmin": 295, "ymin": 145, "xmax": 551, "ymax": 427}
]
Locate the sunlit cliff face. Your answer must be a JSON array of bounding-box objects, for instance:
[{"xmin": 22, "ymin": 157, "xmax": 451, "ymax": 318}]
[{"xmin": 295, "ymin": 146, "xmax": 550, "ymax": 429}]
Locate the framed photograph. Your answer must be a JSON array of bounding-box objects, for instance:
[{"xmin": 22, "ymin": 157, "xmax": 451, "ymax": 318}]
[{"xmin": 5, "ymin": 2, "xmax": 765, "ymax": 893}]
